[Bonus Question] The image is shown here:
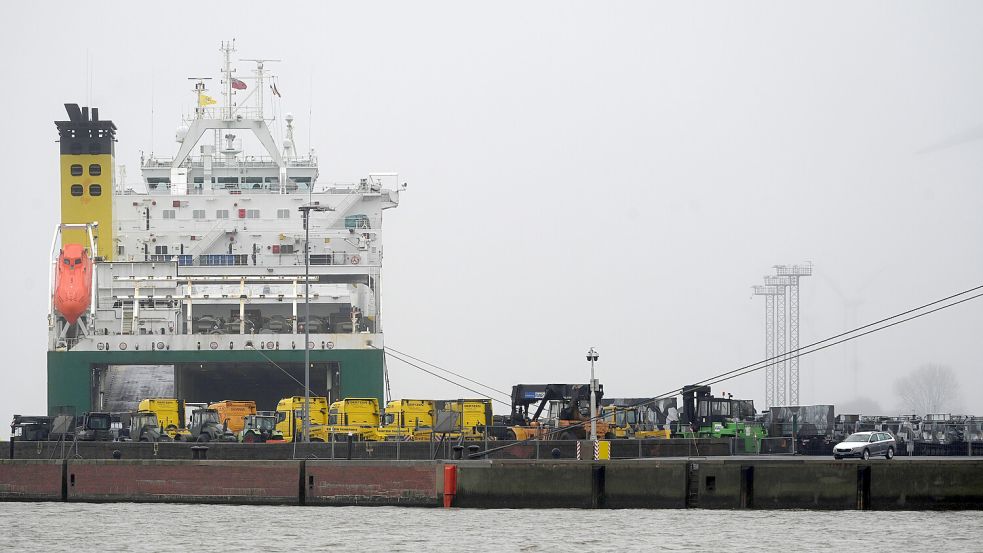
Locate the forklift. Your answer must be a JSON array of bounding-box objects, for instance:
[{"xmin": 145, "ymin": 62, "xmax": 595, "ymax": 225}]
[
  {"xmin": 506, "ymin": 383, "xmax": 613, "ymax": 440},
  {"xmin": 677, "ymin": 385, "xmax": 765, "ymax": 451}
]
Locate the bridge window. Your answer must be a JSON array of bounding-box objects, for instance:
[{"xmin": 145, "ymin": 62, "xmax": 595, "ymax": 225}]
[
  {"xmin": 162, "ymin": 210, "xmax": 175, "ymax": 219},
  {"xmin": 70, "ymin": 164, "xmax": 83, "ymax": 176},
  {"xmin": 89, "ymin": 164, "xmax": 101, "ymax": 176},
  {"xmin": 88, "ymin": 142, "xmax": 100, "ymax": 154},
  {"xmin": 216, "ymin": 209, "xmax": 229, "ymax": 219},
  {"xmin": 89, "ymin": 184, "xmax": 102, "ymax": 196},
  {"xmin": 246, "ymin": 209, "xmax": 260, "ymax": 219},
  {"xmin": 192, "ymin": 209, "xmax": 206, "ymax": 219},
  {"xmin": 155, "ymin": 245, "xmax": 168, "ymax": 255},
  {"xmin": 70, "ymin": 184, "xmax": 83, "ymax": 196},
  {"xmin": 70, "ymin": 142, "xmax": 82, "ymax": 155},
  {"xmin": 277, "ymin": 209, "xmax": 290, "ymax": 219}
]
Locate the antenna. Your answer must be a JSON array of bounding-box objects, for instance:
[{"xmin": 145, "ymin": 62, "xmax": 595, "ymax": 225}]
[{"xmin": 240, "ymin": 58, "xmax": 281, "ymax": 119}]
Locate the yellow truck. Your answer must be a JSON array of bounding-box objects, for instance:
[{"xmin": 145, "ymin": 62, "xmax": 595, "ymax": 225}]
[
  {"xmin": 437, "ymin": 399, "xmax": 493, "ymax": 439},
  {"xmin": 370, "ymin": 399, "xmax": 435, "ymax": 441},
  {"xmin": 208, "ymin": 400, "xmax": 257, "ymax": 434},
  {"xmin": 138, "ymin": 398, "xmax": 191, "ymax": 440},
  {"xmin": 275, "ymin": 396, "xmax": 329, "ymax": 442},
  {"xmin": 325, "ymin": 398, "xmax": 380, "ymax": 440}
]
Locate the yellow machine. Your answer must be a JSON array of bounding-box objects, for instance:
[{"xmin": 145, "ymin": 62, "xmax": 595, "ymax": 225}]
[
  {"xmin": 55, "ymin": 104, "xmax": 115, "ymax": 259},
  {"xmin": 439, "ymin": 399, "xmax": 493, "ymax": 439},
  {"xmin": 601, "ymin": 404, "xmax": 671, "ymax": 439},
  {"xmin": 370, "ymin": 399, "xmax": 435, "ymax": 441},
  {"xmin": 208, "ymin": 400, "xmax": 257, "ymax": 434},
  {"xmin": 275, "ymin": 396, "xmax": 328, "ymax": 442},
  {"xmin": 324, "ymin": 398, "xmax": 380, "ymax": 439},
  {"xmin": 138, "ymin": 398, "xmax": 191, "ymax": 440}
]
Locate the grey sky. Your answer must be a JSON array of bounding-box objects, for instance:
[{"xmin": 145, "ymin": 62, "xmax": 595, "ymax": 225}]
[{"xmin": 3, "ymin": 2, "xmax": 983, "ymax": 434}]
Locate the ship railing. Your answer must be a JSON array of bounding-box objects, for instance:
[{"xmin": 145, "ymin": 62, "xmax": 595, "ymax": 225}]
[
  {"xmin": 142, "ymin": 157, "xmax": 317, "ymax": 169},
  {"xmin": 145, "ymin": 252, "xmax": 363, "ymax": 267}
]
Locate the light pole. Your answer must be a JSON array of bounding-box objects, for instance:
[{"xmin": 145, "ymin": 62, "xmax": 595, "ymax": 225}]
[
  {"xmin": 587, "ymin": 347, "xmax": 599, "ymax": 441},
  {"xmin": 298, "ymin": 204, "xmax": 329, "ymax": 442}
]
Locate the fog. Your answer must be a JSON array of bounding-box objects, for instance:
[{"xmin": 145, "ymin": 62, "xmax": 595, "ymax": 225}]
[{"xmin": 2, "ymin": 2, "xmax": 982, "ymax": 435}]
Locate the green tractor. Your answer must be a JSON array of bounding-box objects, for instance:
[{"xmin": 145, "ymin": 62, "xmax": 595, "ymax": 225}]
[
  {"xmin": 677, "ymin": 385, "xmax": 766, "ymax": 452},
  {"xmin": 239, "ymin": 412, "xmax": 284, "ymax": 443}
]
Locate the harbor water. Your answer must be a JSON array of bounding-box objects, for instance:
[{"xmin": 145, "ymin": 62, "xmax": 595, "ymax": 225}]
[{"xmin": 1, "ymin": 502, "xmax": 981, "ymax": 552}]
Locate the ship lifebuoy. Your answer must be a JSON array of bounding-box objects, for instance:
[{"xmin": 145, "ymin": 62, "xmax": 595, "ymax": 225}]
[{"xmin": 350, "ymin": 255, "xmax": 360, "ymax": 265}]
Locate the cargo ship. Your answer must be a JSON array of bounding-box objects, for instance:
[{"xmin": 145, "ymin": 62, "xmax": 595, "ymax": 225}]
[{"xmin": 47, "ymin": 41, "xmax": 402, "ymax": 416}]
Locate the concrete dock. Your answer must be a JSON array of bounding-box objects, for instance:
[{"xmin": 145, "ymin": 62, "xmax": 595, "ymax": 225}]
[{"xmin": 1, "ymin": 456, "xmax": 980, "ymax": 509}]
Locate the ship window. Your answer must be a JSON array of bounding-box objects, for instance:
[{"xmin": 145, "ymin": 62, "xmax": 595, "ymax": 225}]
[
  {"xmin": 70, "ymin": 184, "xmax": 83, "ymax": 196},
  {"xmin": 277, "ymin": 209, "xmax": 290, "ymax": 219},
  {"xmin": 216, "ymin": 209, "xmax": 229, "ymax": 219},
  {"xmin": 193, "ymin": 177, "xmax": 205, "ymax": 184},
  {"xmin": 70, "ymin": 164, "xmax": 83, "ymax": 176},
  {"xmin": 89, "ymin": 184, "xmax": 102, "ymax": 196},
  {"xmin": 117, "ymin": 245, "xmax": 124, "ymax": 256},
  {"xmin": 70, "ymin": 142, "xmax": 82, "ymax": 155},
  {"xmin": 192, "ymin": 209, "xmax": 206, "ymax": 219},
  {"xmin": 162, "ymin": 210, "xmax": 176, "ymax": 219},
  {"xmin": 246, "ymin": 209, "xmax": 260, "ymax": 219},
  {"xmin": 155, "ymin": 245, "xmax": 168, "ymax": 255},
  {"xmin": 88, "ymin": 142, "xmax": 100, "ymax": 154},
  {"xmin": 63, "ymin": 258, "xmax": 70, "ymax": 265},
  {"xmin": 280, "ymin": 244, "xmax": 295, "ymax": 254},
  {"xmin": 244, "ymin": 177, "xmax": 263, "ymax": 184},
  {"xmin": 89, "ymin": 164, "xmax": 101, "ymax": 176}
]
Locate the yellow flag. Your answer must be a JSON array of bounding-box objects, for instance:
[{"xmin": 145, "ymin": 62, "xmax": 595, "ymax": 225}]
[{"xmin": 198, "ymin": 94, "xmax": 217, "ymax": 107}]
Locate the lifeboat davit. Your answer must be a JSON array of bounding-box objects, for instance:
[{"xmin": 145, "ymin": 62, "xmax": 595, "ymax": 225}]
[{"xmin": 53, "ymin": 244, "xmax": 92, "ymax": 325}]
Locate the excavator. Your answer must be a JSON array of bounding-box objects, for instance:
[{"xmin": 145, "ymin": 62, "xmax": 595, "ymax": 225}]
[{"xmin": 506, "ymin": 383, "xmax": 613, "ymax": 440}]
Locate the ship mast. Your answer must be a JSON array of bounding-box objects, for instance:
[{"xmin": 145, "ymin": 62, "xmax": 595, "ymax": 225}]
[{"xmin": 220, "ymin": 40, "xmax": 236, "ymax": 121}]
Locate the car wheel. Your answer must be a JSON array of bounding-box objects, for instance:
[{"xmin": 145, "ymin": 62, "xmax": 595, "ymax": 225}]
[
  {"xmin": 862, "ymin": 448, "xmax": 870, "ymax": 460},
  {"xmin": 886, "ymin": 446, "xmax": 894, "ymax": 460}
]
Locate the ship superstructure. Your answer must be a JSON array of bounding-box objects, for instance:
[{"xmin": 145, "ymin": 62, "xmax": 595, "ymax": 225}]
[{"xmin": 47, "ymin": 42, "xmax": 402, "ymax": 415}]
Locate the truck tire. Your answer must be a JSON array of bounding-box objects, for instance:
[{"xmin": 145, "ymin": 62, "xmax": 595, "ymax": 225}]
[{"xmin": 506, "ymin": 429, "xmax": 517, "ymax": 441}]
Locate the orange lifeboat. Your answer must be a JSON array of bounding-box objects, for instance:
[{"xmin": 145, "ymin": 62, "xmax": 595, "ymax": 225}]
[{"xmin": 53, "ymin": 243, "xmax": 92, "ymax": 325}]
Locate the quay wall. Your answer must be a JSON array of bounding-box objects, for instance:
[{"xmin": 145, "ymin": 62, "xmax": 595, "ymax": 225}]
[{"xmin": 2, "ymin": 457, "xmax": 981, "ymax": 509}]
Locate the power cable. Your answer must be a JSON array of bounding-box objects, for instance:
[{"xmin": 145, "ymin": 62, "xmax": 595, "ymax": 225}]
[
  {"xmin": 385, "ymin": 346, "xmax": 511, "ymax": 399},
  {"xmin": 381, "ymin": 348, "xmax": 511, "ymax": 407}
]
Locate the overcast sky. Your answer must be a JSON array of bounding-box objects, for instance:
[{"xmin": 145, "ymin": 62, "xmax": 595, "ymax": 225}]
[{"xmin": 2, "ymin": 2, "xmax": 983, "ymax": 434}]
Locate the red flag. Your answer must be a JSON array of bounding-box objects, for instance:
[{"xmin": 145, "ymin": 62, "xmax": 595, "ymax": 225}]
[{"xmin": 231, "ymin": 78, "xmax": 247, "ymax": 90}]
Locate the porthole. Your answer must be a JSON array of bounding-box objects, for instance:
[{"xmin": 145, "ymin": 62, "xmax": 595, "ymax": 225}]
[
  {"xmin": 89, "ymin": 184, "xmax": 102, "ymax": 196},
  {"xmin": 70, "ymin": 164, "xmax": 83, "ymax": 176},
  {"xmin": 70, "ymin": 184, "xmax": 83, "ymax": 196},
  {"xmin": 88, "ymin": 163, "xmax": 101, "ymax": 176}
]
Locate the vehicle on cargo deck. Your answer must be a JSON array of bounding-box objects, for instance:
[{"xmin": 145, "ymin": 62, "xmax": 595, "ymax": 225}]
[
  {"xmin": 506, "ymin": 384, "xmax": 613, "ymax": 441},
  {"xmin": 676, "ymin": 385, "xmax": 766, "ymax": 452},
  {"xmin": 208, "ymin": 400, "xmax": 257, "ymax": 434},
  {"xmin": 239, "ymin": 413, "xmax": 284, "ymax": 443},
  {"xmin": 77, "ymin": 412, "xmax": 113, "ymax": 441},
  {"xmin": 275, "ymin": 396, "xmax": 329, "ymax": 442},
  {"xmin": 10, "ymin": 415, "xmax": 53, "ymax": 441},
  {"xmin": 138, "ymin": 398, "xmax": 191, "ymax": 441},
  {"xmin": 371, "ymin": 399, "xmax": 435, "ymax": 441},
  {"xmin": 128, "ymin": 411, "xmax": 170, "ymax": 442},
  {"xmin": 325, "ymin": 398, "xmax": 381, "ymax": 440},
  {"xmin": 833, "ymin": 431, "xmax": 896, "ymax": 460},
  {"xmin": 187, "ymin": 408, "xmax": 237, "ymax": 442}
]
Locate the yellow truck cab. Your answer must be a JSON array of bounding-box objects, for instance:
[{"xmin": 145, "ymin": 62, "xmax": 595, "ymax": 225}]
[
  {"xmin": 138, "ymin": 398, "xmax": 191, "ymax": 440},
  {"xmin": 371, "ymin": 399, "xmax": 434, "ymax": 441},
  {"xmin": 208, "ymin": 400, "xmax": 257, "ymax": 434},
  {"xmin": 275, "ymin": 396, "xmax": 328, "ymax": 442},
  {"xmin": 325, "ymin": 398, "xmax": 380, "ymax": 439},
  {"xmin": 439, "ymin": 399, "xmax": 492, "ymax": 439}
]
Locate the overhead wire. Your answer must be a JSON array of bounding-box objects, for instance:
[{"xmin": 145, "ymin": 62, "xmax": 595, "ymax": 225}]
[
  {"xmin": 380, "ymin": 347, "xmax": 512, "ymax": 406},
  {"xmin": 385, "ymin": 346, "xmax": 511, "ymax": 399}
]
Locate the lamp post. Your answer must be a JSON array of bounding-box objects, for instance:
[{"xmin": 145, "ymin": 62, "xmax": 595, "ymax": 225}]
[
  {"xmin": 298, "ymin": 204, "xmax": 330, "ymax": 442},
  {"xmin": 587, "ymin": 347, "xmax": 599, "ymax": 441}
]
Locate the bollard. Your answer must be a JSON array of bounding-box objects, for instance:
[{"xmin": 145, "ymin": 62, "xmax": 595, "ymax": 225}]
[
  {"xmin": 467, "ymin": 445, "xmax": 480, "ymax": 459},
  {"xmin": 443, "ymin": 464, "xmax": 458, "ymax": 508},
  {"xmin": 191, "ymin": 445, "xmax": 208, "ymax": 460},
  {"xmin": 112, "ymin": 450, "xmax": 122, "ymax": 460},
  {"xmin": 452, "ymin": 445, "xmax": 464, "ymax": 460},
  {"xmin": 346, "ymin": 433, "xmax": 354, "ymax": 460}
]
